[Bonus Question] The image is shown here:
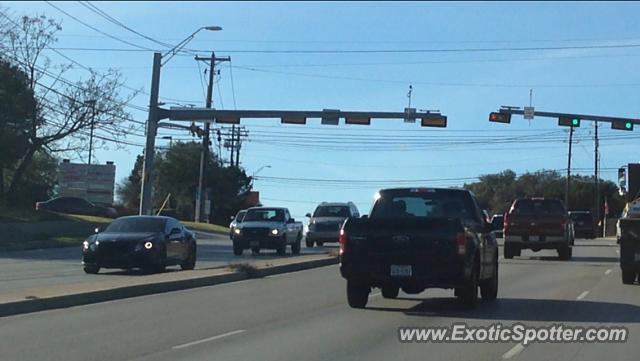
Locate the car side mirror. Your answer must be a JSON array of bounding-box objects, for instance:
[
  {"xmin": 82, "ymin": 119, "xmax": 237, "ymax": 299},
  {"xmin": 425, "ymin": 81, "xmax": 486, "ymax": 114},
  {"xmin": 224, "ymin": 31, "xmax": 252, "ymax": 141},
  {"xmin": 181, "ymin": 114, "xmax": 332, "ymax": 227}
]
[
  {"xmin": 230, "ymin": 216, "xmax": 235, "ymax": 221},
  {"xmin": 288, "ymin": 218, "xmax": 295, "ymax": 223},
  {"xmin": 94, "ymin": 227, "xmax": 102, "ymax": 234},
  {"xmin": 170, "ymin": 227, "xmax": 181, "ymax": 235},
  {"xmin": 305, "ymin": 213, "xmax": 311, "ymax": 218}
]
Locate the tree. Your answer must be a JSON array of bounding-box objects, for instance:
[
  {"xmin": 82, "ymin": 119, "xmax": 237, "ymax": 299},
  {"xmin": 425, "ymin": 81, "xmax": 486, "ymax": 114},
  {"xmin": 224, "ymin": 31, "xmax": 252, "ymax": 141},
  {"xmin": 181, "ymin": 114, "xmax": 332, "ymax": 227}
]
[
  {"xmin": 0, "ymin": 11, "xmax": 137, "ymax": 204},
  {"xmin": 0, "ymin": 59, "xmax": 36, "ymax": 205},
  {"xmin": 116, "ymin": 142, "xmax": 252, "ymax": 223}
]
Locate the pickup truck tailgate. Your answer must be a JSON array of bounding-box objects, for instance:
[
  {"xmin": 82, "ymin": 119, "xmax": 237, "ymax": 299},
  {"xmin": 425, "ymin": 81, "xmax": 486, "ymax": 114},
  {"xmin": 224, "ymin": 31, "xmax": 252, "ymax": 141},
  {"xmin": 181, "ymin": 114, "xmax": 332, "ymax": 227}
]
[
  {"xmin": 506, "ymin": 214, "xmax": 565, "ymax": 235},
  {"xmin": 344, "ymin": 218, "xmax": 466, "ymax": 280}
]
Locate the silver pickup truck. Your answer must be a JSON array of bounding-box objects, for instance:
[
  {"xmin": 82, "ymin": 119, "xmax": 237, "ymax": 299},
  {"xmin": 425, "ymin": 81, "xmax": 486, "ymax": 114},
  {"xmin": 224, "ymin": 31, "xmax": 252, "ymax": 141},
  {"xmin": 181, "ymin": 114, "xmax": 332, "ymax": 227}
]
[{"xmin": 232, "ymin": 207, "xmax": 303, "ymax": 256}]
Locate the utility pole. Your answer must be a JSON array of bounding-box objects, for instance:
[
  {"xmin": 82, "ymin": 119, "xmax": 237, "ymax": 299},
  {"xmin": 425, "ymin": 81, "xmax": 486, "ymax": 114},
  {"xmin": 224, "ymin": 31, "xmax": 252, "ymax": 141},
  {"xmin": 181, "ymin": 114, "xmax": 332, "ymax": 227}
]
[
  {"xmin": 235, "ymin": 125, "xmax": 241, "ymax": 168},
  {"xmin": 194, "ymin": 52, "xmax": 230, "ymax": 222},
  {"xmin": 230, "ymin": 124, "xmax": 235, "ymax": 167},
  {"xmin": 565, "ymin": 125, "xmax": 575, "ymax": 209},
  {"xmin": 139, "ymin": 52, "xmax": 161, "ymax": 216},
  {"xmin": 594, "ymin": 120, "xmax": 600, "ymax": 234},
  {"xmin": 86, "ymin": 100, "xmax": 97, "ymax": 165}
]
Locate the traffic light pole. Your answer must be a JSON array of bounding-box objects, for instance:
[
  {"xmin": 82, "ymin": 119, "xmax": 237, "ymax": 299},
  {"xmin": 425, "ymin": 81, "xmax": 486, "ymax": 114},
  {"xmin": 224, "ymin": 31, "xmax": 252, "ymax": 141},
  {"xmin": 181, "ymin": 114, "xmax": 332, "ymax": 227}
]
[
  {"xmin": 139, "ymin": 52, "xmax": 162, "ymax": 216},
  {"xmin": 594, "ymin": 121, "xmax": 601, "ymax": 235},
  {"xmin": 565, "ymin": 125, "xmax": 574, "ymax": 209}
]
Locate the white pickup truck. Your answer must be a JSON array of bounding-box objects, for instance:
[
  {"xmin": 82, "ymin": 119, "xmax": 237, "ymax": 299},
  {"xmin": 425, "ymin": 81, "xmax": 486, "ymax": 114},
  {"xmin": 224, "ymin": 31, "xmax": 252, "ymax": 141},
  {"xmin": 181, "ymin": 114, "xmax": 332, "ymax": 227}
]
[{"xmin": 232, "ymin": 207, "xmax": 303, "ymax": 256}]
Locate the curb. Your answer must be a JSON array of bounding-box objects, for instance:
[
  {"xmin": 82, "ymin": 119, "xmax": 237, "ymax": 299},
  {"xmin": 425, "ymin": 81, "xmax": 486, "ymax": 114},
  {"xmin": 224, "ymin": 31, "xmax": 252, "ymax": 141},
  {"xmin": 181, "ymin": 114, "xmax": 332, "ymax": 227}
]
[{"xmin": 0, "ymin": 256, "xmax": 339, "ymax": 318}]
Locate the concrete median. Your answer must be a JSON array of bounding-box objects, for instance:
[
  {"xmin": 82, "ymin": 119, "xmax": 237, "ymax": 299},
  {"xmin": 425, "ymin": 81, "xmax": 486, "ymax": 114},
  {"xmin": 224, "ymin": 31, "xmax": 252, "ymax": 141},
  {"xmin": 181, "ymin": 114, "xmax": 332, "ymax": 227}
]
[{"xmin": 0, "ymin": 254, "xmax": 339, "ymax": 318}]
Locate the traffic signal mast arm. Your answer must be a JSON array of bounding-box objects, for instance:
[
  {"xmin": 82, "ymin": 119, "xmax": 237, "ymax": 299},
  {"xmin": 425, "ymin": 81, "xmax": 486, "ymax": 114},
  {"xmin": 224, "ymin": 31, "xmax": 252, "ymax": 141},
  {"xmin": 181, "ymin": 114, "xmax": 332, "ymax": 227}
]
[{"xmin": 494, "ymin": 108, "xmax": 635, "ymax": 130}]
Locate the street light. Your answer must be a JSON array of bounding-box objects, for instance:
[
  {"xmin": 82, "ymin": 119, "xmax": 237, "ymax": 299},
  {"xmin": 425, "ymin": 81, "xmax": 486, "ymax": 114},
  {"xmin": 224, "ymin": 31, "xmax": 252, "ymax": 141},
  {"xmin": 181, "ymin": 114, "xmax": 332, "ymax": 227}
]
[
  {"xmin": 139, "ymin": 25, "xmax": 222, "ymax": 216},
  {"xmin": 252, "ymin": 165, "xmax": 272, "ymax": 178},
  {"xmin": 160, "ymin": 25, "xmax": 222, "ymax": 66}
]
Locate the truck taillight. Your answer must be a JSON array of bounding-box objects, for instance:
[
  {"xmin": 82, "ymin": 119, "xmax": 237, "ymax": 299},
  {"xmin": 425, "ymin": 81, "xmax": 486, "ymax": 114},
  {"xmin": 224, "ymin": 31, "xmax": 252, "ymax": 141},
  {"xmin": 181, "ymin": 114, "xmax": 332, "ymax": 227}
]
[
  {"xmin": 456, "ymin": 232, "xmax": 466, "ymax": 256},
  {"xmin": 503, "ymin": 214, "xmax": 509, "ymax": 233},
  {"xmin": 339, "ymin": 229, "xmax": 348, "ymax": 255}
]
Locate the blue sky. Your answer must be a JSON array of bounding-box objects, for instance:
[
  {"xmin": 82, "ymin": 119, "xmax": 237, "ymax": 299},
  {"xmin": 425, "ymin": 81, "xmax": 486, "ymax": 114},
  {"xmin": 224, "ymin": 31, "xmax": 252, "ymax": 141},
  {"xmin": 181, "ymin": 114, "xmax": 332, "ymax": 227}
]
[{"xmin": 5, "ymin": 1, "xmax": 640, "ymax": 220}]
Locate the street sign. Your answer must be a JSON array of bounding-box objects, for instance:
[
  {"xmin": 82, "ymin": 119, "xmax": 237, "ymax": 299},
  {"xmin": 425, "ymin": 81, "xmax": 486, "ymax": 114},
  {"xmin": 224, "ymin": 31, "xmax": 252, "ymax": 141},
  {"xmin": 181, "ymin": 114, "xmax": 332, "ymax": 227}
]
[
  {"xmin": 524, "ymin": 106, "xmax": 535, "ymax": 120},
  {"xmin": 421, "ymin": 114, "xmax": 447, "ymax": 128},
  {"xmin": 321, "ymin": 109, "xmax": 340, "ymax": 125},
  {"xmin": 404, "ymin": 107, "xmax": 416, "ymax": 123}
]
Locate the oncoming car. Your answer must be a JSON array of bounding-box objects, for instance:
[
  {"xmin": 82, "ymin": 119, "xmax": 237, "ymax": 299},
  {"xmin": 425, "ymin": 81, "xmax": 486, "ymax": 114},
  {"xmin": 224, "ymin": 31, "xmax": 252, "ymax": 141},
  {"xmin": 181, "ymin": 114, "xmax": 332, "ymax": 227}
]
[{"xmin": 81, "ymin": 216, "xmax": 197, "ymax": 274}]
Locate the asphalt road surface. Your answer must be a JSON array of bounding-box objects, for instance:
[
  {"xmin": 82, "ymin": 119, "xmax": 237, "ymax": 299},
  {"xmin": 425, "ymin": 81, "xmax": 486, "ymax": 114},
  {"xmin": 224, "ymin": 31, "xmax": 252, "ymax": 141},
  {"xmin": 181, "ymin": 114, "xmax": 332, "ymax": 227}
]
[
  {"xmin": 1, "ymin": 238, "xmax": 637, "ymax": 361},
  {"xmin": 0, "ymin": 231, "xmax": 330, "ymax": 293}
]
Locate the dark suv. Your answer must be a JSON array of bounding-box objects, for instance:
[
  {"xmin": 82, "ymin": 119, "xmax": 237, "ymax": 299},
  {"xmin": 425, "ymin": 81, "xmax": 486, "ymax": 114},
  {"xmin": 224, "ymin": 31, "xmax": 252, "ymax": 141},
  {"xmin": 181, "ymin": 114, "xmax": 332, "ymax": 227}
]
[
  {"xmin": 569, "ymin": 211, "xmax": 596, "ymax": 239},
  {"xmin": 503, "ymin": 198, "xmax": 574, "ymax": 260}
]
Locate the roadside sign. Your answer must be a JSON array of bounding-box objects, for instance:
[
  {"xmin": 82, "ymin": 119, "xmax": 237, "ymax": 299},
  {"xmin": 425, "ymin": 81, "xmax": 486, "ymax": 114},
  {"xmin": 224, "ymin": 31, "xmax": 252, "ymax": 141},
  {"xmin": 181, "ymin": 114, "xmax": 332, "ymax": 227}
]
[{"xmin": 524, "ymin": 106, "xmax": 535, "ymax": 120}]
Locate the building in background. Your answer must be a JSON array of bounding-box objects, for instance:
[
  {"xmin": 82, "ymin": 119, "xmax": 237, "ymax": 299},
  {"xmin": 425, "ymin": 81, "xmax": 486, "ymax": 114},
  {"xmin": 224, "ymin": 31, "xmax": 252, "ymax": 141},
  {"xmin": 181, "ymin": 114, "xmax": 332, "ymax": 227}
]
[{"xmin": 57, "ymin": 159, "xmax": 116, "ymax": 205}]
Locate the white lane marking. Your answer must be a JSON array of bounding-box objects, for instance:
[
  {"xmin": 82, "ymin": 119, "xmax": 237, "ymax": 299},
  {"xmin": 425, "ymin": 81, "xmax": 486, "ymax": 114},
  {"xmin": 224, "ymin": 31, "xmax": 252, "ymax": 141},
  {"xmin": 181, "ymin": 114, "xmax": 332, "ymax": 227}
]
[
  {"xmin": 576, "ymin": 291, "xmax": 590, "ymax": 300},
  {"xmin": 172, "ymin": 330, "xmax": 245, "ymax": 349},
  {"xmin": 605, "ymin": 269, "xmax": 612, "ymax": 275},
  {"xmin": 501, "ymin": 343, "xmax": 525, "ymax": 359},
  {"xmin": 369, "ymin": 292, "xmax": 381, "ymax": 298}
]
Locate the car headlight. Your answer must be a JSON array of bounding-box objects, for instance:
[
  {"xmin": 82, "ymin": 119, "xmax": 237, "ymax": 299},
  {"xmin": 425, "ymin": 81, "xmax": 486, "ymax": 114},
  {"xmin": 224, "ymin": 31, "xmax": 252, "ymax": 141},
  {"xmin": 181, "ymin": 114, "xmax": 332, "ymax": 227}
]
[
  {"xmin": 270, "ymin": 229, "xmax": 279, "ymax": 236},
  {"xmin": 234, "ymin": 228, "xmax": 242, "ymax": 235},
  {"xmin": 144, "ymin": 241, "xmax": 153, "ymax": 250},
  {"xmin": 82, "ymin": 241, "xmax": 89, "ymax": 250}
]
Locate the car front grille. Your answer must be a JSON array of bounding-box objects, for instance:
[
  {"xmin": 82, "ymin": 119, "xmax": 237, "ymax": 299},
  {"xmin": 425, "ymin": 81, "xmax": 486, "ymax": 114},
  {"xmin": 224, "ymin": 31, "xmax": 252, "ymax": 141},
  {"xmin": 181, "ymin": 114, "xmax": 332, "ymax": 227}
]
[{"xmin": 242, "ymin": 228, "xmax": 270, "ymax": 237}]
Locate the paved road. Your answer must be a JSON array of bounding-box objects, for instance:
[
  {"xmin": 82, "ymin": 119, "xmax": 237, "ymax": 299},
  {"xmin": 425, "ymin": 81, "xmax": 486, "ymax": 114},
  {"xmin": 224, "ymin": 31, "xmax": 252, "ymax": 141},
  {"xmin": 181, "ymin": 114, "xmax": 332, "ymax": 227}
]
[
  {"xmin": 0, "ymin": 232, "xmax": 331, "ymax": 293},
  {"xmin": 1, "ymin": 238, "xmax": 637, "ymax": 361}
]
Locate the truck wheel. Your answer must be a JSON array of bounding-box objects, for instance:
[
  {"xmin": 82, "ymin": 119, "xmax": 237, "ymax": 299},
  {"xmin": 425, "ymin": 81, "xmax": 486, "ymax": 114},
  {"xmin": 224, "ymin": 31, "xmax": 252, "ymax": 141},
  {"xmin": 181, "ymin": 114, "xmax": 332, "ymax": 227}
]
[
  {"xmin": 317, "ymin": 241, "xmax": 324, "ymax": 247},
  {"xmin": 233, "ymin": 242, "xmax": 243, "ymax": 256},
  {"xmin": 305, "ymin": 239, "xmax": 314, "ymax": 248},
  {"xmin": 381, "ymin": 285, "xmax": 399, "ymax": 299},
  {"xmin": 457, "ymin": 266, "xmax": 478, "ymax": 308},
  {"xmin": 504, "ymin": 244, "xmax": 514, "ymax": 259},
  {"xmin": 291, "ymin": 237, "xmax": 301, "ymax": 255},
  {"xmin": 83, "ymin": 265, "xmax": 100, "ymax": 274},
  {"xmin": 480, "ymin": 259, "xmax": 498, "ymax": 301},
  {"xmin": 347, "ymin": 280, "xmax": 369, "ymax": 308},
  {"xmin": 622, "ymin": 270, "xmax": 636, "ymax": 285},
  {"xmin": 276, "ymin": 236, "xmax": 287, "ymax": 255},
  {"xmin": 558, "ymin": 246, "xmax": 572, "ymax": 260}
]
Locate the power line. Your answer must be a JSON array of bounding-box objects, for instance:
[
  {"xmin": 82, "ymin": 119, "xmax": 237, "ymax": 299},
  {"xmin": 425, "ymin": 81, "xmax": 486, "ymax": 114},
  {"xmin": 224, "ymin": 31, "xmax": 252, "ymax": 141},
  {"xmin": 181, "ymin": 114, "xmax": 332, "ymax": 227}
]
[{"xmin": 44, "ymin": 1, "xmax": 154, "ymax": 51}]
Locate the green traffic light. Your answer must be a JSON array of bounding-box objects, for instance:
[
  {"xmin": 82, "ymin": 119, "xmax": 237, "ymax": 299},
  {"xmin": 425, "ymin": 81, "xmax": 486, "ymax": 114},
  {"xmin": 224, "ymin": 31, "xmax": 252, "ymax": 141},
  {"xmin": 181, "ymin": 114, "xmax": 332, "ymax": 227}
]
[
  {"xmin": 572, "ymin": 118, "xmax": 580, "ymax": 126},
  {"xmin": 626, "ymin": 122, "xmax": 632, "ymax": 129}
]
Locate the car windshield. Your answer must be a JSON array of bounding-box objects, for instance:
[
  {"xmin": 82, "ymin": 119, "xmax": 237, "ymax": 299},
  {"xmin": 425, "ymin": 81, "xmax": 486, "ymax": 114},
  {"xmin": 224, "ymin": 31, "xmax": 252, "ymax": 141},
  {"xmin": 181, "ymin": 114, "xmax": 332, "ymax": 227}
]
[
  {"xmin": 103, "ymin": 218, "xmax": 166, "ymax": 233},
  {"xmin": 244, "ymin": 209, "xmax": 285, "ymax": 222},
  {"xmin": 236, "ymin": 211, "xmax": 247, "ymax": 222},
  {"xmin": 313, "ymin": 206, "xmax": 350, "ymax": 218},
  {"xmin": 512, "ymin": 199, "xmax": 565, "ymax": 216},
  {"xmin": 571, "ymin": 213, "xmax": 593, "ymax": 222},
  {"xmin": 370, "ymin": 189, "xmax": 478, "ymax": 222}
]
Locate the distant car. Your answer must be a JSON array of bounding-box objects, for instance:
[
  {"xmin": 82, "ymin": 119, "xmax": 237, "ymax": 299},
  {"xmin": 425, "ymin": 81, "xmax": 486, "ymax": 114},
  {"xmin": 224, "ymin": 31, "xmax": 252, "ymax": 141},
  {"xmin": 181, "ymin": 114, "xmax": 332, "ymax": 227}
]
[
  {"xmin": 36, "ymin": 196, "xmax": 118, "ymax": 218},
  {"xmin": 569, "ymin": 211, "xmax": 596, "ymax": 239},
  {"xmin": 490, "ymin": 214, "xmax": 504, "ymax": 238},
  {"xmin": 232, "ymin": 207, "xmax": 303, "ymax": 255},
  {"xmin": 229, "ymin": 210, "xmax": 247, "ymax": 239},
  {"xmin": 503, "ymin": 198, "xmax": 574, "ymax": 260},
  {"xmin": 81, "ymin": 216, "xmax": 196, "ymax": 274},
  {"xmin": 305, "ymin": 202, "xmax": 360, "ymax": 247}
]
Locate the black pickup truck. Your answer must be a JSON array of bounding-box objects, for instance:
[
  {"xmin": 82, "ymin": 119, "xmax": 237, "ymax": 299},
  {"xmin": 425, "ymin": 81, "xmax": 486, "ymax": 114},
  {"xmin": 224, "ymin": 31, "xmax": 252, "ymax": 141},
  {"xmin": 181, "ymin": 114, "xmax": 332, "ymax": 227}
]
[{"xmin": 339, "ymin": 188, "xmax": 499, "ymax": 309}]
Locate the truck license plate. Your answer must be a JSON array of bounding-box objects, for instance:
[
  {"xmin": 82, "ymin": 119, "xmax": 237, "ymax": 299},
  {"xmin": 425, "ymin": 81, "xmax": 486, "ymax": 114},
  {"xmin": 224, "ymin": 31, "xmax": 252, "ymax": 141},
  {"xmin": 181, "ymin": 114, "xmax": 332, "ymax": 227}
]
[
  {"xmin": 634, "ymin": 253, "xmax": 640, "ymax": 262},
  {"xmin": 390, "ymin": 265, "xmax": 412, "ymax": 277},
  {"xmin": 529, "ymin": 236, "xmax": 540, "ymax": 242},
  {"xmin": 250, "ymin": 241, "xmax": 259, "ymax": 247}
]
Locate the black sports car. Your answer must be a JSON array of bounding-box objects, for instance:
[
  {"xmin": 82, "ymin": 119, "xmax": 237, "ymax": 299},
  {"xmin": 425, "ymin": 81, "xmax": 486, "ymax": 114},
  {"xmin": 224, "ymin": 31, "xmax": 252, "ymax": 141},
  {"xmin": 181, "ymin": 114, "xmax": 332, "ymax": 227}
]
[{"xmin": 81, "ymin": 216, "xmax": 197, "ymax": 274}]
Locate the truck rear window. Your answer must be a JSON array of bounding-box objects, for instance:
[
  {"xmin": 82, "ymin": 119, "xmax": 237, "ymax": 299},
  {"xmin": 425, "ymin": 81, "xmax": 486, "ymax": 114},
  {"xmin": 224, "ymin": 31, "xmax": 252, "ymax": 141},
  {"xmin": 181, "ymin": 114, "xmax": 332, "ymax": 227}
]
[
  {"xmin": 313, "ymin": 206, "xmax": 350, "ymax": 218},
  {"xmin": 511, "ymin": 199, "xmax": 565, "ymax": 216},
  {"xmin": 370, "ymin": 190, "xmax": 478, "ymax": 222}
]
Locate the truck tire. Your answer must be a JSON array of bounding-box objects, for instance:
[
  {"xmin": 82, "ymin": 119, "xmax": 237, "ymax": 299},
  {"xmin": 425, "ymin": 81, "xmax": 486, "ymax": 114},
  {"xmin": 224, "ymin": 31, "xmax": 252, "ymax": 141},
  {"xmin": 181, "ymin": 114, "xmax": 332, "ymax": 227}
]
[
  {"xmin": 381, "ymin": 285, "xmax": 399, "ymax": 299},
  {"xmin": 347, "ymin": 280, "xmax": 369, "ymax": 308},
  {"xmin": 558, "ymin": 246, "xmax": 572, "ymax": 260},
  {"xmin": 306, "ymin": 239, "xmax": 314, "ymax": 248},
  {"xmin": 622, "ymin": 270, "xmax": 636, "ymax": 285},
  {"xmin": 504, "ymin": 243, "xmax": 515, "ymax": 259},
  {"xmin": 276, "ymin": 236, "xmax": 287, "ymax": 255},
  {"xmin": 291, "ymin": 235, "xmax": 301, "ymax": 254},
  {"xmin": 180, "ymin": 244, "xmax": 197, "ymax": 270},
  {"xmin": 83, "ymin": 265, "xmax": 100, "ymax": 274},
  {"xmin": 233, "ymin": 242, "xmax": 243, "ymax": 256},
  {"xmin": 316, "ymin": 241, "xmax": 324, "ymax": 247},
  {"xmin": 480, "ymin": 259, "xmax": 498, "ymax": 301},
  {"xmin": 456, "ymin": 266, "xmax": 478, "ymax": 308}
]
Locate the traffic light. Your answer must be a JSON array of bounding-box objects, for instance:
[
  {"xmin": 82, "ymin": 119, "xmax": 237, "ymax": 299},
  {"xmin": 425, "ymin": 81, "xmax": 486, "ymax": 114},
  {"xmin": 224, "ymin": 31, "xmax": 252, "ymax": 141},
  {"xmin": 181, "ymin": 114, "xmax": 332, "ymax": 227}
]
[
  {"xmin": 189, "ymin": 123, "xmax": 205, "ymax": 138},
  {"xmin": 421, "ymin": 114, "xmax": 447, "ymax": 128},
  {"xmin": 489, "ymin": 112, "xmax": 511, "ymax": 123},
  {"xmin": 611, "ymin": 120, "xmax": 634, "ymax": 131},
  {"xmin": 558, "ymin": 117, "xmax": 580, "ymax": 127}
]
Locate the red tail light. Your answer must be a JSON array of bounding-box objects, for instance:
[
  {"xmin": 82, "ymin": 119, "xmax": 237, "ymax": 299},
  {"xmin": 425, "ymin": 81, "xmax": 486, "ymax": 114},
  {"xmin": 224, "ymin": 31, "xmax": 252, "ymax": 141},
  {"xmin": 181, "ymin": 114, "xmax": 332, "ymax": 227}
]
[
  {"xmin": 456, "ymin": 232, "xmax": 467, "ymax": 256},
  {"xmin": 503, "ymin": 214, "xmax": 510, "ymax": 233},
  {"xmin": 339, "ymin": 229, "xmax": 348, "ymax": 255}
]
